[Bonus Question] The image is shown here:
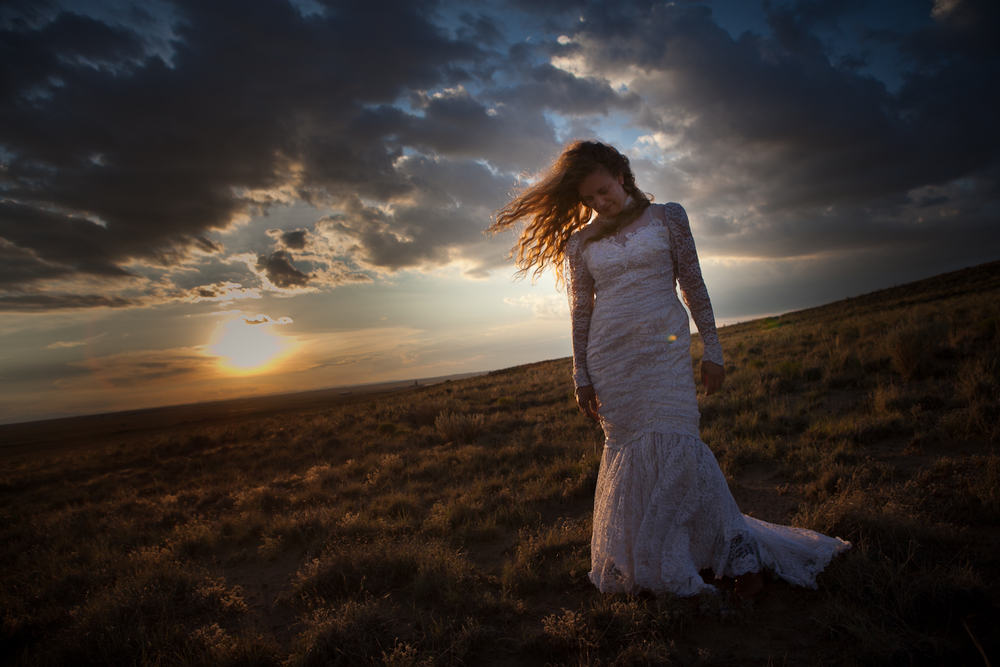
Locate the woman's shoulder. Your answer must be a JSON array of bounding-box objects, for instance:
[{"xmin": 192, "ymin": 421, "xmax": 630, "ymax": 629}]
[
  {"xmin": 569, "ymin": 223, "xmax": 599, "ymax": 246},
  {"xmin": 653, "ymin": 201, "xmax": 686, "ymax": 214},
  {"xmin": 654, "ymin": 202, "xmax": 690, "ymax": 227}
]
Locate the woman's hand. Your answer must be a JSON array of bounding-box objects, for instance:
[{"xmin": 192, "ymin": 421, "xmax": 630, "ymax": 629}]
[
  {"xmin": 575, "ymin": 385, "xmax": 601, "ymax": 421},
  {"xmin": 701, "ymin": 360, "xmax": 725, "ymax": 396}
]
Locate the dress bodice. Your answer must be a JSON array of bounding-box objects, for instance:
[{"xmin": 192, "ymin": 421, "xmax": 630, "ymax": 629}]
[
  {"xmin": 567, "ymin": 202, "xmax": 723, "ymax": 389},
  {"xmin": 585, "ymin": 217, "xmax": 676, "ymax": 297}
]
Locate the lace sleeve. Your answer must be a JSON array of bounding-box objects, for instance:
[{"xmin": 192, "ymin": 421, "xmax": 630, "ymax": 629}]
[
  {"xmin": 566, "ymin": 233, "xmax": 595, "ymax": 388},
  {"xmin": 664, "ymin": 203, "xmax": 724, "ymax": 366}
]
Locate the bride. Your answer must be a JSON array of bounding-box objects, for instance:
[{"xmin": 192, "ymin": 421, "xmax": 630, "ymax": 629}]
[{"xmin": 490, "ymin": 140, "xmax": 849, "ymax": 600}]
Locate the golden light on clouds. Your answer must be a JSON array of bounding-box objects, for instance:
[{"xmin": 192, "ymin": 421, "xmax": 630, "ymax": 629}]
[{"xmin": 207, "ymin": 315, "xmax": 294, "ymax": 375}]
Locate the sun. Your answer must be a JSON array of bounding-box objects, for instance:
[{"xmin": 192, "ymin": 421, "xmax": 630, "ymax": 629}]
[{"xmin": 208, "ymin": 318, "xmax": 289, "ymax": 374}]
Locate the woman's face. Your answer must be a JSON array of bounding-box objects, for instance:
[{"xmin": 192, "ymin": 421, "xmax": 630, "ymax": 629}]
[{"xmin": 577, "ymin": 168, "xmax": 627, "ymax": 217}]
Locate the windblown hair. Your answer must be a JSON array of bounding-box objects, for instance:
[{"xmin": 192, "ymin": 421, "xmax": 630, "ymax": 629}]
[{"xmin": 488, "ymin": 140, "xmax": 650, "ymax": 288}]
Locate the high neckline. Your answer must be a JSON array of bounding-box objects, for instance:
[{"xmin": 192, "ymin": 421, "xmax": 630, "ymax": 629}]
[{"xmin": 595, "ymin": 195, "xmax": 634, "ymax": 223}]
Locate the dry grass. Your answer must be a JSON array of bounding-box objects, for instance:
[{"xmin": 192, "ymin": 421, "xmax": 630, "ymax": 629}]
[
  {"xmin": 433, "ymin": 411, "xmax": 488, "ymax": 444},
  {"xmin": 2, "ymin": 261, "xmax": 999, "ymax": 666}
]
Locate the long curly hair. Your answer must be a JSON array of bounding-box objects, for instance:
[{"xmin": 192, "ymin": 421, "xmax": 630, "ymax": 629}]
[{"xmin": 488, "ymin": 140, "xmax": 650, "ymax": 288}]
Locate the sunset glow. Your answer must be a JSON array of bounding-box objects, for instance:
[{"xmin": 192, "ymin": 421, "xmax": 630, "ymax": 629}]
[{"xmin": 208, "ymin": 319, "xmax": 290, "ymax": 374}]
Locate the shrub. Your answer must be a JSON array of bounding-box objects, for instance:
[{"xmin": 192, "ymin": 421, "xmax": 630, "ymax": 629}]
[
  {"xmin": 434, "ymin": 411, "xmax": 487, "ymax": 444},
  {"xmin": 294, "ymin": 540, "xmax": 419, "ymax": 599},
  {"xmin": 776, "ymin": 360, "xmax": 803, "ymax": 380},
  {"xmin": 501, "ymin": 519, "xmax": 590, "ymax": 596},
  {"xmin": 883, "ymin": 322, "xmax": 948, "ymax": 381},
  {"xmin": 967, "ymin": 455, "xmax": 1000, "ymax": 520},
  {"xmin": 974, "ymin": 317, "xmax": 999, "ymax": 340},
  {"xmin": 288, "ymin": 600, "xmax": 395, "ymax": 667}
]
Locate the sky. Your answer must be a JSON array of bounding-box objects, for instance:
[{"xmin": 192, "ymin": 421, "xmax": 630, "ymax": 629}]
[{"xmin": 1, "ymin": 0, "xmax": 998, "ymax": 424}]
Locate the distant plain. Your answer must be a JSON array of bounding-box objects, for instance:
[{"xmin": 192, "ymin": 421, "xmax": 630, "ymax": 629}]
[{"xmin": 2, "ymin": 261, "xmax": 998, "ymax": 666}]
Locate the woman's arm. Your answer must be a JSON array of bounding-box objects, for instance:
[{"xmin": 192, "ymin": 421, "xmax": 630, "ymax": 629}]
[
  {"xmin": 664, "ymin": 203, "xmax": 725, "ymax": 385},
  {"xmin": 567, "ymin": 234, "xmax": 601, "ymax": 419}
]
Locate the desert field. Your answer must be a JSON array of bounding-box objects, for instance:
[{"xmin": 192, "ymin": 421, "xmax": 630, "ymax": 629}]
[{"xmin": 2, "ymin": 261, "xmax": 998, "ymax": 666}]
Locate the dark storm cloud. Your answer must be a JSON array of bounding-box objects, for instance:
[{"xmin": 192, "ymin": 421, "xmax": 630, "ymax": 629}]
[
  {"xmin": 0, "ymin": 0, "xmax": 489, "ymax": 303},
  {"xmin": 0, "ymin": 293, "xmax": 136, "ymax": 311},
  {"xmin": 315, "ymin": 155, "xmax": 514, "ymax": 273},
  {"xmin": 178, "ymin": 280, "xmax": 260, "ymax": 303},
  {"xmin": 0, "ymin": 200, "xmax": 137, "ymax": 286},
  {"xmin": 897, "ymin": 0, "xmax": 1000, "ymax": 62},
  {"xmin": 491, "ymin": 61, "xmax": 642, "ymax": 116},
  {"xmin": 394, "ymin": 154, "xmax": 512, "ymax": 210},
  {"xmin": 255, "ymin": 250, "xmax": 312, "ymax": 289},
  {"xmin": 2, "ymin": 0, "xmax": 999, "ymax": 312},
  {"xmin": 562, "ymin": 0, "xmax": 1000, "ymax": 264},
  {"xmin": 317, "ymin": 195, "xmax": 455, "ymax": 272},
  {"xmin": 277, "ymin": 230, "xmax": 308, "ymax": 250},
  {"xmin": 351, "ymin": 86, "xmax": 561, "ymax": 171}
]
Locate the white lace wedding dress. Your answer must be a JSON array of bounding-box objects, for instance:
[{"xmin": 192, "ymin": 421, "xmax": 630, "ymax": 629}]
[{"xmin": 567, "ymin": 202, "xmax": 850, "ymax": 597}]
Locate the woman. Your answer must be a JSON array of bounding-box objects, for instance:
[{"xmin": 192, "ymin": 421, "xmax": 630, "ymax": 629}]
[{"xmin": 490, "ymin": 141, "xmax": 849, "ymax": 600}]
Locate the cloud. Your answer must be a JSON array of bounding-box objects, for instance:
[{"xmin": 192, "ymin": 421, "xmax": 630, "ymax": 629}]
[
  {"xmin": 59, "ymin": 346, "xmax": 212, "ymax": 388},
  {"xmin": 489, "ymin": 60, "xmax": 642, "ymax": 117},
  {"xmin": 1, "ymin": 0, "xmax": 998, "ymax": 316},
  {"xmin": 241, "ymin": 313, "xmax": 292, "ymax": 325},
  {"xmin": 545, "ymin": 1, "xmax": 1000, "ymax": 267},
  {"xmin": 0, "ymin": 0, "xmax": 488, "ymax": 305},
  {"xmin": 0, "ymin": 292, "xmax": 138, "ymax": 311},
  {"xmin": 314, "ymin": 169, "xmax": 510, "ymax": 276},
  {"xmin": 504, "ymin": 294, "xmax": 569, "ymax": 319},
  {"xmin": 269, "ymin": 228, "xmax": 309, "ymax": 250},
  {"xmin": 46, "ymin": 339, "xmax": 86, "ymax": 349},
  {"xmin": 255, "ymin": 251, "xmax": 312, "ymax": 290},
  {"xmin": 181, "ymin": 281, "xmax": 261, "ymax": 303},
  {"xmin": 0, "ymin": 2, "xmax": 639, "ymax": 309}
]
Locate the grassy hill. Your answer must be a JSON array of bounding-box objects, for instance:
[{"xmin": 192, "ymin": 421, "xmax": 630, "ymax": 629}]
[{"xmin": 2, "ymin": 261, "xmax": 999, "ymax": 666}]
